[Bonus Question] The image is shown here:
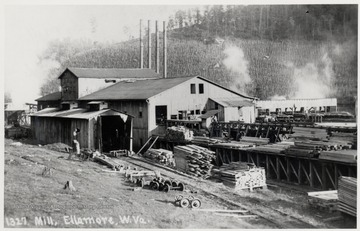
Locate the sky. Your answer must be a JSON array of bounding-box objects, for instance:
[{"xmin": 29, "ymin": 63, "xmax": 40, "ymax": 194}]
[
  {"xmin": 2, "ymin": 1, "xmax": 356, "ymax": 108},
  {"xmin": 3, "ymin": 4, "xmax": 200, "ymax": 108}
]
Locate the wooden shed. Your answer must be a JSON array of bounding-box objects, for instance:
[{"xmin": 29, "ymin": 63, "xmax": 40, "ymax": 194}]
[{"xmin": 30, "ymin": 107, "xmax": 133, "ymax": 152}]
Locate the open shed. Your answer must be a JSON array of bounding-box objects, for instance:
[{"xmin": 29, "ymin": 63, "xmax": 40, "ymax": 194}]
[{"xmin": 30, "ymin": 108, "xmax": 133, "ymax": 152}]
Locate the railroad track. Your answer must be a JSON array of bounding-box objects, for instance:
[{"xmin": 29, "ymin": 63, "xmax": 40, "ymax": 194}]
[{"xmin": 121, "ymin": 156, "xmax": 318, "ymax": 229}]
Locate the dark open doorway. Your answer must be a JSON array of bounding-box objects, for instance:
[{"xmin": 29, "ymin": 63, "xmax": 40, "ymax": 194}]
[
  {"xmin": 101, "ymin": 115, "xmax": 131, "ymax": 152},
  {"xmin": 155, "ymin": 105, "xmax": 167, "ymax": 125}
]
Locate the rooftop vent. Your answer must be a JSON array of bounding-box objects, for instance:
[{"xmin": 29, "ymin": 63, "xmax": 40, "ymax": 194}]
[{"xmin": 87, "ymin": 101, "xmax": 108, "ymax": 111}]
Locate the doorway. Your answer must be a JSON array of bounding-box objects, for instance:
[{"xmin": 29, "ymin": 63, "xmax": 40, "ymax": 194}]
[{"xmin": 101, "ymin": 115, "xmax": 130, "ymax": 152}]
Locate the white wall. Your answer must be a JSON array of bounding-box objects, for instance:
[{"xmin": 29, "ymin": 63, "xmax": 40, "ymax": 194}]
[
  {"xmin": 224, "ymin": 106, "xmax": 255, "ymax": 123},
  {"xmin": 147, "ymin": 77, "xmax": 246, "ymax": 134},
  {"xmin": 78, "ymin": 78, "xmax": 117, "ymax": 98}
]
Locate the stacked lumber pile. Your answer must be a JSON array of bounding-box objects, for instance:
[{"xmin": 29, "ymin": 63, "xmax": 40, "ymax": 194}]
[
  {"xmin": 173, "ymin": 145, "xmax": 216, "ymax": 178},
  {"xmin": 249, "ymin": 141, "xmax": 294, "ymax": 154},
  {"xmin": 338, "ymin": 176, "xmax": 357, "ymax": 217},
  {"xmin": 209, "ymin": 141, "xmax": 255, "ymax": 149},
  {"xmin": 191, "ymin": 136, "xmax": 222, "ymax": 145},
  {"xmin": 143, "ymin": 148, "xmax": 175, "ymax": 167},
  {"xmin": 239, "ymin": 136, "xmax": 270, "ymax": 145},
  {"xmin": 307, "ymin": 190, "xmax": 338, "ymax": 212},
  {"xmin": 213, "ymin": 162, "xmax": 266, "ymax": 190},
  {"xmin": 289, "ymin": 127, "xmax": 328, "ymax": 140},
  {"xmin": 328, "ymin": 132, "xmax": 357, "ymax": 149},
  {"xmin": 319, "ymin": 150, "xmax": 357, "ymax": 163},
  {"xmin": 165, "ymin": 126, "xmax": 193, "ymax": 141}
]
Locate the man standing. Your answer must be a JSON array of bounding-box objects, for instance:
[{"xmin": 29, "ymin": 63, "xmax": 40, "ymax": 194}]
[{"xmin": 68, "ymin": 128, "xmax": 80, "ymax": 160}]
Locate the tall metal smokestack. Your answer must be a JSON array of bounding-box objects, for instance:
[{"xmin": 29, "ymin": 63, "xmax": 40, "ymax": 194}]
[
  {"xmin": 148, "ymin": 20, "xmax": 152, "ymax": 69},
  {"xmin": 163, "ymin": 21, "xmax": 167, "ymax": 78},
  {"xmin": 140, "ymin": 19, "xmax": 144, "ymax": 69},
  {"xmin": 155, "ymin": 21, "xmax": 159, "ymax": 73}
]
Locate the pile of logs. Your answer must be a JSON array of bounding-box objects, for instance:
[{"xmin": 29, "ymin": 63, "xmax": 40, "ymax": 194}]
[
  {"xmin": 143, "ymin": 148, "xmax": 175, "ymax": 167},
  {"xmin": 319, "ymin": 150, "xmax": 357, "ymax": 163},
  {"xmin": 338, "ymin": 176, "xmax": 357, "ymax": 217},
  {"xmin": 213, "ymin": 162, "xmax": 266, "ymax": 190},
  {"xmin": 165, "ymin": 126, "xmax": 193, "ymax": 141},
  {"xmin": 173, "ymin": 145, "xmax": 216, "ymax": 178},
  {"xmin": 289, "ymin": 127, "xmax": 328, "ymax": 140}
]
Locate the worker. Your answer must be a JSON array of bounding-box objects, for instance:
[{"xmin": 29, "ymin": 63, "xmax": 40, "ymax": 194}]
[{"xmin": 68, "ymin": 128, "xmax": 80, "ymax": 160}]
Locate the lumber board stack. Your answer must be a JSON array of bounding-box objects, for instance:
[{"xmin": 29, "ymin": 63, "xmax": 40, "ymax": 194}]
[
  {"xmin": 249, "ymin": 141, "xmax": 294, "ymax": 154},
  {"xmin": 328, "ymin": 132, "xmax": 357, "ymax": 149},
  {"xmin": 319, "ymin": 150, "xmax": 357, "ymax": 163},
  {"xmin": 337, "ymin": 176, "xmax": 357, "ymax": 217},
  {"xmin": 173, "ymin": 145, "xmax": 216, "ymax": 178},
  {"xmin": 307, "ymin": 190, "xmax": 338, "ymax": 212},
  {"xmin": 143, "ymin": 148, "xmax": 175, "ymax": 167},
  {"xmin": 191, "ymin": 136, "xmax": 222, "ymax": 145},
  {"xmin": 165, "ymin": 126, "xmax": 193, "ymax": 141},
  {"xmin": 209, "ymin": 141, "xmax": 255, "ymax": 149},
  {"xmin": 94, "ymin": 156, "xmax": 123, "ymax": 170},
  {"xmin": 213, "ymin": 162, "xmax": 266, "ymax": 190},
  {"xmin": 289, "ymin": 127, "xmax": 328, "ymax": 140},
  {"xmin": 239, "ymin": 136, "xmax": 270, "ymax": 145}
]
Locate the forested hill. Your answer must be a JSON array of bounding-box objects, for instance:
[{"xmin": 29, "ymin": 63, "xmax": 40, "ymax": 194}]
[{"xmin": 39, "ymin": 5, "xmax": 357, "ymax": 108}]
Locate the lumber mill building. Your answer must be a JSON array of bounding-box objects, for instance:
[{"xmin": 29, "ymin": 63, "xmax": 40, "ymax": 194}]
[{"xmin": 32, "ymin": 67, "xmax": 256, "ymax": 151}]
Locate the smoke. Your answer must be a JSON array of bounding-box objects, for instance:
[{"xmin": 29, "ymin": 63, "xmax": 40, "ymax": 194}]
[
  {"xmin": 289, "ymin": 52, "xmax": 334, "ymax": 99},
  {"xmin": 270, "ymin": 94, "xmax": 287, "ymax": 100},
  {"xmin": 222, "ymin": 45, "xmax": 251, "ymax": 93}
]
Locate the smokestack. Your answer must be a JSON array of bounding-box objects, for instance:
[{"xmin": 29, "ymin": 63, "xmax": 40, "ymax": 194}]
[
  {"xmin": 163, "ymin": 21, "xmax": 167, "ymax": 78},
  {"xmin": 148, "ymin": 20, "xmax": 151, "ymax": 69},
  {"xmin": 140, "ymin": 19, "xmax": 144, "ymax": 69},
  {"xmin": 155, "ymin": 21, "xmax": 159, "ymax": 73}
]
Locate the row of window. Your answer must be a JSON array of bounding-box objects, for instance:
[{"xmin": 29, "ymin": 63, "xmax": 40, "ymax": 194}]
[{"xmin": 190, "ymin": 83, "xmax": 204, "ymax": 94}]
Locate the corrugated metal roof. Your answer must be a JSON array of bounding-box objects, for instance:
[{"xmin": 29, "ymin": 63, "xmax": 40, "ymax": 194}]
[
  {"xmin": 35, "ymin": 92, "xmax": 61, "ymax": 101},
  {"xmin": 60, "ymin": 67, "xmax": 161, "ymax": 79},
  {"xmin": 210, "ymin": 97, "xmax": 254, "ymax": 107},
  {"xmin": 31, "ymin": 108, "xmax": 132, "ymax": 120},
  {"xmin": 79, "ymin": 76, "xmax": 197, "ymax": 100}
]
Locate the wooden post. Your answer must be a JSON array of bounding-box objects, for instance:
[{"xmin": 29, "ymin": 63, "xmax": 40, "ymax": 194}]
[
  {"xmin": 266, "ymin": 155, "xmax": 270, "ymax": 178},
  {"xmin": 148, "ymin": 20, "xmax": 151, "ymax": 69},
  {"xmin": 321, "ymin": 163, "xmax": 327, "ymax": 190},
  {"xmin": 309, "ymin": 161, "xmax": 314, "ymax": 188},
  {"xmin": 298, "ymin": 160, "xmax": 302, "ymax": 185},
  {"xmin": 129, "ymin": 117, "xmax": 133, "ymax": 153},
  {"xmin": 276, "ymin": 156, "xmax": 280, "ymax": 180},
  {"xmin": 334, "ymin": 164, "xmax": 338, "ymax": 189},
  {"xmin": 155, "ymin": 21, "xmax": 159, "ymax": 73},
  {"xmin": 286, "ymin": 158, "xmax": 291, "ymax": 182},
  {"xmin": 140, "ymin": 19, "xmax": 144, "ymax": 69},
  {"xmin": 163, "ymin": 21, "xmax": 167, "ymax": 78}
]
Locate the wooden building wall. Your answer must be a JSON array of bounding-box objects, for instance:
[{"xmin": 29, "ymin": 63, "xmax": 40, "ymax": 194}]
[
  {"xmin": 31, "ymin": 117, "xmax": 91, "ymax": 149},
  {"xmin": 60, "ymin": 71, "xmax": 78, "ymax": 101},
  {"xmin": 106, "ymin": 100, "xmax": 148, "ymax": 151}
]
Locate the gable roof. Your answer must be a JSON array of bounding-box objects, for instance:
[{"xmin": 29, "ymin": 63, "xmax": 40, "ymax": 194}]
[
  {"xmin": 79, "ymin": 76, "xmax": 197, "ymax": 100},
  {"xmin": 59, "ymin": 67, "xmax": 161, "ymax": 79},
  {"xmin": 35, "ymin": 92, "xmax": 62, "ymax": 101},
  {"xmin": 78, "ymin": 76, "xmax": 255, "ymax": 101}
]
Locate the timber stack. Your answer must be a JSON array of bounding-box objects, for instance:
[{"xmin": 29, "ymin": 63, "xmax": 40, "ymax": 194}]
[
  {"xmin": 191, "ymin": 136, "xmax": 222, "ymax": 145},
  {"xmin": 209, "ymin": 141, "xmax": 255, "ymax": 149},
  {"xmin": 337, "ymin": 176, "xmax": 357, "ymax": 217},
  {"xmin": 319, "ymin": 149, "xmax": 357, "ymax": 163},
  {"xmin": 173, "ymin": 144, "xmax": 216, "ymax": 178},
  {"xmin": 143, "ymin": 148, "xmax": 175, "ymax": 167},
  {"xmin": 248, "ymin": 141, "xmax": 294, "ymax": 154},
  {"xmin": 328, "ymin": 132, "xmax": 357, "ymax": 149},
  {"xmin": 239, "ymin": 136, "xmax": 270, "ymax": 145},
  {"xmin": 165, "ymin": 126, "xmax": 193, "ymax": 141},
  {"xmin": 212, "ymin": 162, "xmax": 266, "ymax": 190},
  {"xmin": 289, "ymin": 127, "xmax": 328, "ymax": 140}
]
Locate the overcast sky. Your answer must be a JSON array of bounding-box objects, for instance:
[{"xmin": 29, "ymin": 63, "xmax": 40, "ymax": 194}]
[{"xmin": 4, "ymin": 4, "xmax": 199, "ymax": 107}]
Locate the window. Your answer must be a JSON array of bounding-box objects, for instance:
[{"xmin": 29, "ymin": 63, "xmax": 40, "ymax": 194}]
[
  {"xmin": 171, "ymin": 114, "xmax": 177, "ymax": 119},
  {"xmin": 155, "ymin": 105, "xmax": 167, "ymax": 125},
  {"xmin": 199, "ymin": 84, "xmax": 204, "ymax": 94},
  {"xmin": 190, "ymin": 84, "xmax": 196, "ymax": 94},
  {"xmin": 139, "ymin": 106, "xmax": 143, "ymax": 118},
  {"xmin": 195, "ymin": 109, "xmax": 200, "ymax": 115},
  {"xmin": 190, "ymin": 110, "xmax": 194, "ymax": 115}
]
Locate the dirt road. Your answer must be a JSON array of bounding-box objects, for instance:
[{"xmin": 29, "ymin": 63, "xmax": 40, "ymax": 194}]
[{"xmin": 4, "ymin": 139, "xmax": 356, "ymax": 228}]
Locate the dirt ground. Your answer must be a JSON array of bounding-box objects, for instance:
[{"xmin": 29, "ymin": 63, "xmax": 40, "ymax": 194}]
[{"xmin": 3, "ymin": 138, "xmax": 357, "ymax": 229}]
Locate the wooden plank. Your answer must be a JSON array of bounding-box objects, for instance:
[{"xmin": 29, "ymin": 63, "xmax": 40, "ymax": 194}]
[
  {"xmin": 325, "ymin": 166, "xmax": 336, "ymax": 189},
  {"xmin": 269, "ymin": 157, "xmax": 278, "ymax": 179},
  {"xmin": 301, "ymin": 163, "xmax": 311, "ymax": 185},
  {"xmin": 278, "ymin": 158, "xmax": 288, "ymax": 180},
  {"xmin": 312, "ymin": 163, "xmax": 323, "ymax": 189}
]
